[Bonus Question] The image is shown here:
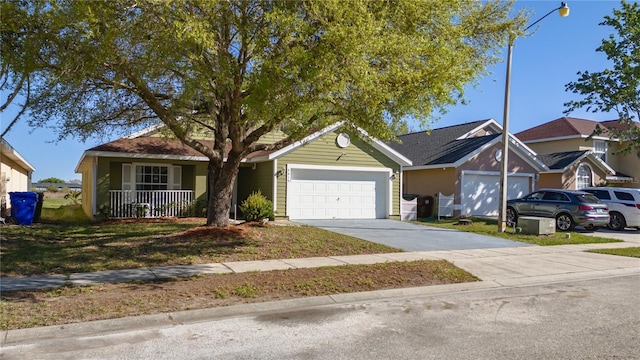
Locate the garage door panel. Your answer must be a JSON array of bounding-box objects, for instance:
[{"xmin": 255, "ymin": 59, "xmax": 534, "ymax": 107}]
[
  {"xmin": 462, "ymin": 174, "xmax": 530, "ymax": 216},
  {"xmin": 287, "ymin": 169, "xmax": 387, "ymax": 219}
]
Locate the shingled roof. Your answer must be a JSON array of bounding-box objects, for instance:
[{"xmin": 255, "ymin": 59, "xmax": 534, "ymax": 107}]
[
  {"xmin": 387, "ymin": 120, "xmax": 499, "ymax": 166},
  {"xmin": 514, "ymin": 117, "xmax": 623, "ymax": 142},
  {"xmin": 536, "ymin": 150, "xmax": 589, "ymax": 170},
  {"xmin": 88, "ymin": 137, "xmax": 212, "ymax": 157}
]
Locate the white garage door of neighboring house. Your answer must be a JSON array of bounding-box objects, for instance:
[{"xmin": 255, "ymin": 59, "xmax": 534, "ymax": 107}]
[
  {"xmin": 287, "ymin": 167, "xmax": 389, "ymax": 220},
  {"xmin": 461, "ymin": 172, "xmax": 531, "ymax": 216}
]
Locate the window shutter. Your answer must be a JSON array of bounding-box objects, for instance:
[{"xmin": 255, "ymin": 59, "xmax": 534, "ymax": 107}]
[
  {"xmin": 172, "ymin": 165, "xmax": 182, "ymax": 190},
  {"xmin": 122, "ymin": 164, "xmax": 133, "ymax": 190}
]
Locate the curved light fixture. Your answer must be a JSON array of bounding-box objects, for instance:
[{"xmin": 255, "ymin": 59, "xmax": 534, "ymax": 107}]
[
  {"xmin": 559, "ymin": 2, "xmax": 570, "ymax": 17},
  {"xmin": 525, "ymin": 2, "xmax": 570, "ymax": 32},
  {"xmin": 498, "ymin": 2, "xmax": 570, "ymax": 232}
]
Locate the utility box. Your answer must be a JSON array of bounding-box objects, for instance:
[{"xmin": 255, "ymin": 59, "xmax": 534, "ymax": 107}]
[{"xmin": 518, "ymin": 216, "xmax": 556, "ymax": 235}]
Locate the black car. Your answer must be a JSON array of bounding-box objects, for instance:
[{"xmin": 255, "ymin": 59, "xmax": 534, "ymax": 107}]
[{"xmin": 506, "ymin": 189, "xmax": 610, "ymax": 231}]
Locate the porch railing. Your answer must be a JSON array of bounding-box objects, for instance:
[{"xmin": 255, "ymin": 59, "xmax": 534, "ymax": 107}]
[{"xmin": 109, "ymin": 190, "xmax": 194, "ymax": 218}]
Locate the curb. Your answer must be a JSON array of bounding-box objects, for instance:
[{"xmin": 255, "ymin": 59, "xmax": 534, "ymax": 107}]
[{"xmin": 4, "ymin": 270, "xmax": 640, "ymax": 347}]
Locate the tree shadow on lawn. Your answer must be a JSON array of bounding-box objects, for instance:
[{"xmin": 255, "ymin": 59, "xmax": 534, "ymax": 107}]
[{"xmin": 0, "ymin": 221, "xmax": 253, "ymax": 276}]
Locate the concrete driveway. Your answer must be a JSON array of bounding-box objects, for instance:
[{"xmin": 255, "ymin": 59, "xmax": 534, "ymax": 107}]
[
  {"xmin": 579, "ymin": 227, "xmax": 640, "ymax": 243},
  {"xmin": 294, "ymin": 219, "xmax": 531, "ymax": 251}
]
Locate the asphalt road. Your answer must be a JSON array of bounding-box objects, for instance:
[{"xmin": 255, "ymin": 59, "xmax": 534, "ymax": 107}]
[{"xmin": 3, "ymin": 274, "xmax": 639, "ymax": 360}]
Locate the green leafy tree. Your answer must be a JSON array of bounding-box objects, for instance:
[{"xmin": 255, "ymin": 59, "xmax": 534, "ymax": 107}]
[
  {"xmin": 2, "ymin": 0, "xmax": 525, "ymax": 227},
  {"xmin": 564, "ymin": 1, "xmax": 640, "ymax": 154},
  {"xmin": 38, "ymin": 177, "xmax": 65, "ymax": 183}
]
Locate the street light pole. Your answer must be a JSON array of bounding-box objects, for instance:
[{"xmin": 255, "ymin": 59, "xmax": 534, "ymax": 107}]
[{"xmin": 497, "ymin": 2, "xmax": 570, "ymax": 232}]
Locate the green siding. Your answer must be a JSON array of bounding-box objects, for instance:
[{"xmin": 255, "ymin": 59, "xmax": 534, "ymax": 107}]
[
  {"xmin": 275, "ymin": 130, "xmax": 401, "ymax": 218},
  {"xmin": 94, "ymin": 157, "xmax": 207, "ymax": 212},
  {"xmin": 91, "ymin": 127, "xmax": 402, "ymax": 218},
  {"xmin": 237, "ymin": 162, "xmax": 274, "ymax": 210}
]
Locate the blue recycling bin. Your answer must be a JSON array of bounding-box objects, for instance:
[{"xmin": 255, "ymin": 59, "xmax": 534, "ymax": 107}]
[{"xmin": 9, "ymin": 192, "xmax": 39, "ymax": 225}]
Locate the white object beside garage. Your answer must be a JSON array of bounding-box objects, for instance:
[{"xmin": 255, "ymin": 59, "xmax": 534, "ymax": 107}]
[
  {"xmin": 286, "ymin": 165, "xmax": 391, "ymax": 220},
  {"xmin": 461, "ymin": 171, "xmax": 533, "ymax": 216}
]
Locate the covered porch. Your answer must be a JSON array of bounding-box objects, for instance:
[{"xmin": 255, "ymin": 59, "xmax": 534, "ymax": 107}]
[{"xmin": 109, "ymin": 190, "xmax": 194, "ymax": 218}]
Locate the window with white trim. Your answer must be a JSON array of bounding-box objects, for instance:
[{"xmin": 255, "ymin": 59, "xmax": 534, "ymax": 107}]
[
  {"xmin": 122, "ymin": 164, "xmax": 181, "ymax": 191},
  {"xmin": 576, "ymin": 163, "xmax": 592, "ymax": 190},
  {"xmin": 593, "ymin": 140, "xmax": 607, "ymax": 162},
  {"xmin": 136, "ymin": 165, "xmax": 168, "ymax": 190}
]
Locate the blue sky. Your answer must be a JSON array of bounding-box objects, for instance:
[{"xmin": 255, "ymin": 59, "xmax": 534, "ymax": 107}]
[{"xmin": 0, "ymin": 1, "xmax": 631, "ymax": 182}]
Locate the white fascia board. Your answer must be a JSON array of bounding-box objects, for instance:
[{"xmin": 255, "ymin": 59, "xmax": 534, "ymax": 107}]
[
  {"xmin": 354, "ymin": 127, "xmax": 413, "ymax": 166},
  {"xmin": 263, "ymin": 122, "xmax": 412, "ymax": 166},
  {"xmin": 456, "ymin": 118, "xmax": 500, "ymax": 140},
  {"xmin": 79, "ymin": 150, "xmax": 209, "ymax": 163},
  {"xmin": 522, "ymin": 134, "xmax": 612, "ymax": 144},
  {"xmin": 288, "ymin": 163, "xmax": 392, "ymax": 173},
  {"xmin": 124, "ymin": 123, "xmax": 166, "ymax": 139},
  {"xmin": 74, "ymin": 152, "xmax": 87, "ymax": 173},
  {"xmin": 403, "ymin": 164, "xmax": 455, "ymax": 171},
  {"xmin": 451, "ymin": 124, "xmax": 548, "ymax": 171},
  {"xmin": 484, "ymin": 127, "xmax": 549, "ymax": 170},
  {"xmin": 503, "ymin": 135, "xmax": 549, "ymax": 171},
  {"xmin": 607, "ymin": 175, "xmax": 634, "ymax": 181},
  {"xmin": 451, "ymin": 136, "xmax": 502, "ymax": 168},
  {"xmin": 1, "ymin": 139, "xmax": 36, "ymax": 172},
  {"xmin": 589, "ymin": 153, "xmax": 616, "ymax": 175},
  {"xmin": 266, "ymin": 122, "xmax": 343, "ymax": 160},
  {"xmin": 462, "ymin": 169, "xmax": 536, "ymax": 177},
  {"xmin": 540, "ymin": 169, "xmax": 565, "ymax": 174},
  {"xmin": 538, "ymin": 151, "xmax": 614, "ymax": 175}
]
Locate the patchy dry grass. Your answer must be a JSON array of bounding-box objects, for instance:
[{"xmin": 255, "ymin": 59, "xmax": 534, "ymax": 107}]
[
  {"xmin": 0, "ymin": 219, "xmax": 399, "ymax": 276},
  {"xmin": 0, "ymin": 218, "xmax": 481, "ymax": 330}
]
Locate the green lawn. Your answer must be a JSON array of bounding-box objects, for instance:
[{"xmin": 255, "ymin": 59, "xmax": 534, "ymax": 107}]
[
  {"xmin": 414, "ymin": 217, "xmax": 622, "ymax": 246},
  {"xmin": 586, "ymin": 247, "xmax": 640, "ymax": 258},
  {"xmin": 0, "ymin": 219, "xmax": 400, "ymax": 277},
  {"xmin": 42, "ymin": 197, "xmax": 76, "ymax": 209}
]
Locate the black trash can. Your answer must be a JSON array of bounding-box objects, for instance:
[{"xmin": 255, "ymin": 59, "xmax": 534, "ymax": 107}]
[
  {"xmin": 34, "ymin": 192, "xmax": 45, "ymax": 222},
  {"xmin": 9, "ymin": 192, "xmax": 39, "ymax": 225},
  {"xmin": 417, "ymin": 196, "xmax": 435, "ymax": 219}
]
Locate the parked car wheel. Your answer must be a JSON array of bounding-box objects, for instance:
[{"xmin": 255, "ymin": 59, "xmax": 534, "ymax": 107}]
[
  {"xmin": 556, "ymin": 213, "xmax": 575, "ymax": 231},
  {"xmin": 506, "ymin": 207, "xmax": 518, "ymax": 227},
  {"xmin": 608, "ymin": 211, "xmax": 627, "ymax": 231}
]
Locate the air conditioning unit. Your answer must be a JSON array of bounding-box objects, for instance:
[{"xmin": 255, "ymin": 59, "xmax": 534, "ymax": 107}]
[{"xmin": 518, "ymin": 216, "xmax": 556, "ymax": 235}]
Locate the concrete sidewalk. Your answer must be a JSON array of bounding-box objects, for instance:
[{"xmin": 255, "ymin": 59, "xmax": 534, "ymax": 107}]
[{"xmin": 2, "ymin": 241, "xmax": 639, "ymax": 292}]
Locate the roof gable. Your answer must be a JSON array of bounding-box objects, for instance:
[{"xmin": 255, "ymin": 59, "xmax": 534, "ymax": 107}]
[
  {"xmin": 259, "ymin": 122, "xmax": 412, "ymax": 166},
  {"xmin": 599, "ymin": 119, "xmax": 640, "ymax": 133},
  {"xmin": 0, "ymin": 138, "xmax": 36, "ymax": 172},
  {"xmin": 537, "ymin": 150, "xmax": 589, "ymax": 170},
  {"xmin": 513, "ymin": 116, "xmax": 638, "ymax": 143},
  {"xmin": 390, "ymin": 133, "xmax": 500, "ymax": 166},
  {"xmin": 538, "ymin": 150, "xmax": 615, "ymax": 174},
  {"xmin": 388, "ymin": 119, "xmax": 494, "ymax": 164},
  {"xmin": 77, "ymin": 122, "xmax": 413, "ymax": 171}
]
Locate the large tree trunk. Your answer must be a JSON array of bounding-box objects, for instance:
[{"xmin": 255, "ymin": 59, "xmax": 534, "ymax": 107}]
[{"xmin": 205, "ymin": 157, "xmax": 241, "ymax": 227}]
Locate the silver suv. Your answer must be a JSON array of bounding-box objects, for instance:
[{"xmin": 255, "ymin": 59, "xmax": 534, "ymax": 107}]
[{"xmin": 582, "ymin": 187, "xmax": 640, "ymax": 231}]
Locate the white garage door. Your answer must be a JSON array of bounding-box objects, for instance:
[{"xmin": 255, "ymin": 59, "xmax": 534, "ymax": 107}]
[
  {"xmin": 462, "ymin": 173, "xmax": 530, "ymax": 216},
  {"xmin": 287, "ymin": 168, "xmax": 388, "ymax": 219}
]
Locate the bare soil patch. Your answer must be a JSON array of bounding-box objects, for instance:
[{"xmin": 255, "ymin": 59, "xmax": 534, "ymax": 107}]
[
  {"xmin": 0, "ymin": 218, "xmax": 479, "ymax": 330},
  {"xmin": 1, "ymin": 260, "xmax": 477, "ymax": 330}
]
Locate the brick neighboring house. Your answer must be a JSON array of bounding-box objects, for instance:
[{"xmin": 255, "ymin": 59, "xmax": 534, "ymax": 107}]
[{"xmin": 516, "ymin": 117, "xmax": 640, "ymax": 189}]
